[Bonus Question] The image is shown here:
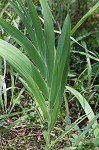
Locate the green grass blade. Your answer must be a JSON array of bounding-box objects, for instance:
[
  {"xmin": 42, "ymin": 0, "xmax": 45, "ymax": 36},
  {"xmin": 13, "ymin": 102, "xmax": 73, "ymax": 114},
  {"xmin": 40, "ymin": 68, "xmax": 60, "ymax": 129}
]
[
  {"xmin": 66, "ymin": 86, "xmax": 99, "ymax": 138},
  {"xmin": 27, "ymin": 0, "xmax": 46, "ymax": 59},
  {"xmin": 40, "ymin": 0, "xmax": 55, "ymax": 87},
  {"xmin": 9, "ymin": 0, "xmax": 38, "ymax": 48},
  {"xmin": 71, "ymin": 31, "xmax": 97, "ymax": 44},
  {"xmin": 49, "ymin": 15, "xmax": 71, "ymax": 109},
  {"xmin": 50, "ymin": 115, "xmax": 99, "ymax": 149},
  {"xmin": 0, "ymin": 19, "xmax": 47, "ymax": 78},
  {"xmin": 73, "ymin": 114, "xmax": 99, "ymax": 146},
  {"xmin": 0, "ymin": 111, "xmax": 28, "ymax": 120},
  {"xmin": 49, "ymin": 115, "xmax": 87, "ymax": 148},
  {"xmin": 71, "ymin": 37, "xmax": 99, "ymax": 62},
  {"xmin": 16, "ymin": 0, "xmax": 32, "ymax": 24},
  {"xmin": 73, "ymin": 51, "xmax": 99, "ymax": 62},
  {"xmin": 0, "ymin": 40, "xmax": 50, "ymax": 119},
  {"xmin": 0, "ymin": 2, "xmax": 9, "ymax": 18},
  {"xmin": 9, "ymin": 88, "xmax": 25, "ymax": 113},
  {"xmin": 71, "ymin": 1, "xmax": 99, "ymax": 35}
]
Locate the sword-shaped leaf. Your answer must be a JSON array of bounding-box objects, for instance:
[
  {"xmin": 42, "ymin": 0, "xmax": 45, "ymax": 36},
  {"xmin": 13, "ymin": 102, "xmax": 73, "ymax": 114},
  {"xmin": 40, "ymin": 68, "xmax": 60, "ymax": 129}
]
[
  {"xmin": 49, "ymin": 15, "xmax": 71, "ymax": 109},
  {"xmin": 9, "ymin": 0, "xmax": 38, "ymax": 48},
  {"xmin": 66, "ymin": 86, "xmax": 99, "ymax": 138},
  {"xmin": 0, "ymin": 19, "xmax": 47, "ymax": 78},
  {"xmin": 40, "ymin": 0, "xmax": 55, "ymax": 87},
  {"xmin": 71, "ymin": 1, "xmax": 99, "ymax": 35},
  {"xmin": 0, "ymin": 40, "xmax": 49, "ymax": 105},
  {"xmin": 27, "ymin": 0, "xmax": 46, "ymax": 60}
]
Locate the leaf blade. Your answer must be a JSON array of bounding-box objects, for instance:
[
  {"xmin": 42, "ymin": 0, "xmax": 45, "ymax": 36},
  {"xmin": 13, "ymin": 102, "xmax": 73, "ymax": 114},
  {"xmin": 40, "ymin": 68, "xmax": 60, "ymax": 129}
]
[
  {"xmin": 71, "ymin": 1, "xmax": 99, "ymax": 35},
  {"xmin": 40, "ymin": 0, "xmax": 55, "ymax": 87},
  {"xmin": 50, "ymin": 15, "xmax": 71, "ymax": 109},
  {"xmin": 66, "ymin": 86, "xmax": 99, "ymax": 138},
  {"xmin": 0, "ymin": 18, "xmax": 47, "ymax": 78},
  {"xmin": 0, "ymin": 39, "xmax": 49, "ymax": 102},
  {"xmin": 27, "ymin": 0, "xmax": 46, "ymax": 59},
  {"xmin": 9, "ymin": 0, "xmax": 38, "ymax": 48}
]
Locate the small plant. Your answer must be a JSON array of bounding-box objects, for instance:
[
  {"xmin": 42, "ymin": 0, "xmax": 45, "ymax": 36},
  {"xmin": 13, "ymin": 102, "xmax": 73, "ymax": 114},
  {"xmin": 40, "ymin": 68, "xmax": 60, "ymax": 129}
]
[
  {"xmin": 0, "ymin": 0, "xmax": 99, "ymax": 149},
  {"xmin": 0, "ymin": 0, "xmax": 71, "ymax": 148}
]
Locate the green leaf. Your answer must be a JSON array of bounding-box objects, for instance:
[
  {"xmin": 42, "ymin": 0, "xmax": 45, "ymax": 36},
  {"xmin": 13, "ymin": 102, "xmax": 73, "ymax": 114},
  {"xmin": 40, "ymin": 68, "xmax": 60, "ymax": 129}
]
[
  {"xmin": 66, "ymin": 86, "xmax": 99, "ymax": 138},
  {"xmin": 40, "ymin": 0, "xmax": 55, "ymax": 87},
  {"xmin": 0, "ymin": 1, "xmax": 9, "ymax": 18},
  {"xmin": 49, "ymin": 115, "xmax": 87, "ymax": 148},
  {"xmin": 49, "ymin": 15, "xmax": 71, "ymax": 131},
  {"xmin": 73, "ymin": 51, "xmax": 99, "ymax": 62},
  {"xmin": 49, "ymin": 14, "xmax": 71, "ymax": 109},
  {"xmin": 0, "ymin": 39, "xmax": 50, "ymax": 120},
  {"xmin": 73, "ymin": 114, "xmax": 99, "ymax": 146},
  {"xmin": 50, "ymin": 50, "xmax": 70, "ymax": 131},
  {"xmin": 9, "ymin": 0, "xmax": 38, "ymax": 48},
  {"xmin": 27, "ymin": 0, "xmax": 46, "ymax": 59},
  {"xmin": 16, "ymin": 0, "xmax": 31, "ymax": 23},
  {"xmin": 0, "ymin": 18, "xmax": 47, "ymax": 78},
  {"xmin": 50, "ymin": 115, "xmax": 99, "ymax": 148},
  {"xmin": 49, "ymin": 88, "xmax": 62, "ymax": 131},
  {"xmin": 71, "ymin": 1, "xmax": 99, "ymax": 35}
]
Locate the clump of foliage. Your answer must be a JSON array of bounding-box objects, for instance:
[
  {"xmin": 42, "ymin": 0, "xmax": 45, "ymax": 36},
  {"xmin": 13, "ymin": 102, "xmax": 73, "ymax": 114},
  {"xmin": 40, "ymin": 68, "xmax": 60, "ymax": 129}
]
[{"xmin": 0, "ymin": 0, "xmax": 99, "ymax": 149}]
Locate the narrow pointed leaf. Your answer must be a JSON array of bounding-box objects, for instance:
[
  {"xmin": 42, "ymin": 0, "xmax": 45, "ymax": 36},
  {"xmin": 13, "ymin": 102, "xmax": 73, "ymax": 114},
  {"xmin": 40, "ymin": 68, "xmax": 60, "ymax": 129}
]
[
  {"xmin": 66, "ymin": 86, "xmax": 99, "ymax": 138},
  {"xmin": 27, "ymin": 0, "xmax": 46, "ymax": 59},
  {"xmin": 50, "ymin": 48, "xmax": 70, "ymax": 131},
  {"xmin": 9, "ymin": 0, "xmax": 38, "ymax": 48},
  {"xmin": 73, "ymin": 114, "xmax": 99, "ymax": 146},
  {"xmin": 50, "ymin": 15, "xmax": 71, "ymax": 109},
  {"xmin": 0, "ymin": 19, "xmax": 47, "ymax": 78},
  {"xmin": 0, "ymin": 39, "xmax": 49, "ymax": 101},
  {"xmin": 16, "ymin": 0, "xmax": 32, "ymax": 24},
  {"xmin": 50, "ymin": 115, "xmax": 87, "ymax": 147},
  {"xmin": 71, "ymin": 1, "xmax": 99, "ymax": 35},
  {"xmin": 49, "ymin": 88, "xmax": 62, "ymax": 131},
  {"xmin": 40, "ymin": 0, "xmax": 55, "ymax": 87}
]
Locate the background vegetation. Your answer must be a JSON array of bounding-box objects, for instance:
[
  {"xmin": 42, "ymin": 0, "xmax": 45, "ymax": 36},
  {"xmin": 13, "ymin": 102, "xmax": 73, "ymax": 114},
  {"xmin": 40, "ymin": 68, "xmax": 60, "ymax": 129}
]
[{"xmin": 0, "ymin": 0, "xmax": 99, "ymax": 149}]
